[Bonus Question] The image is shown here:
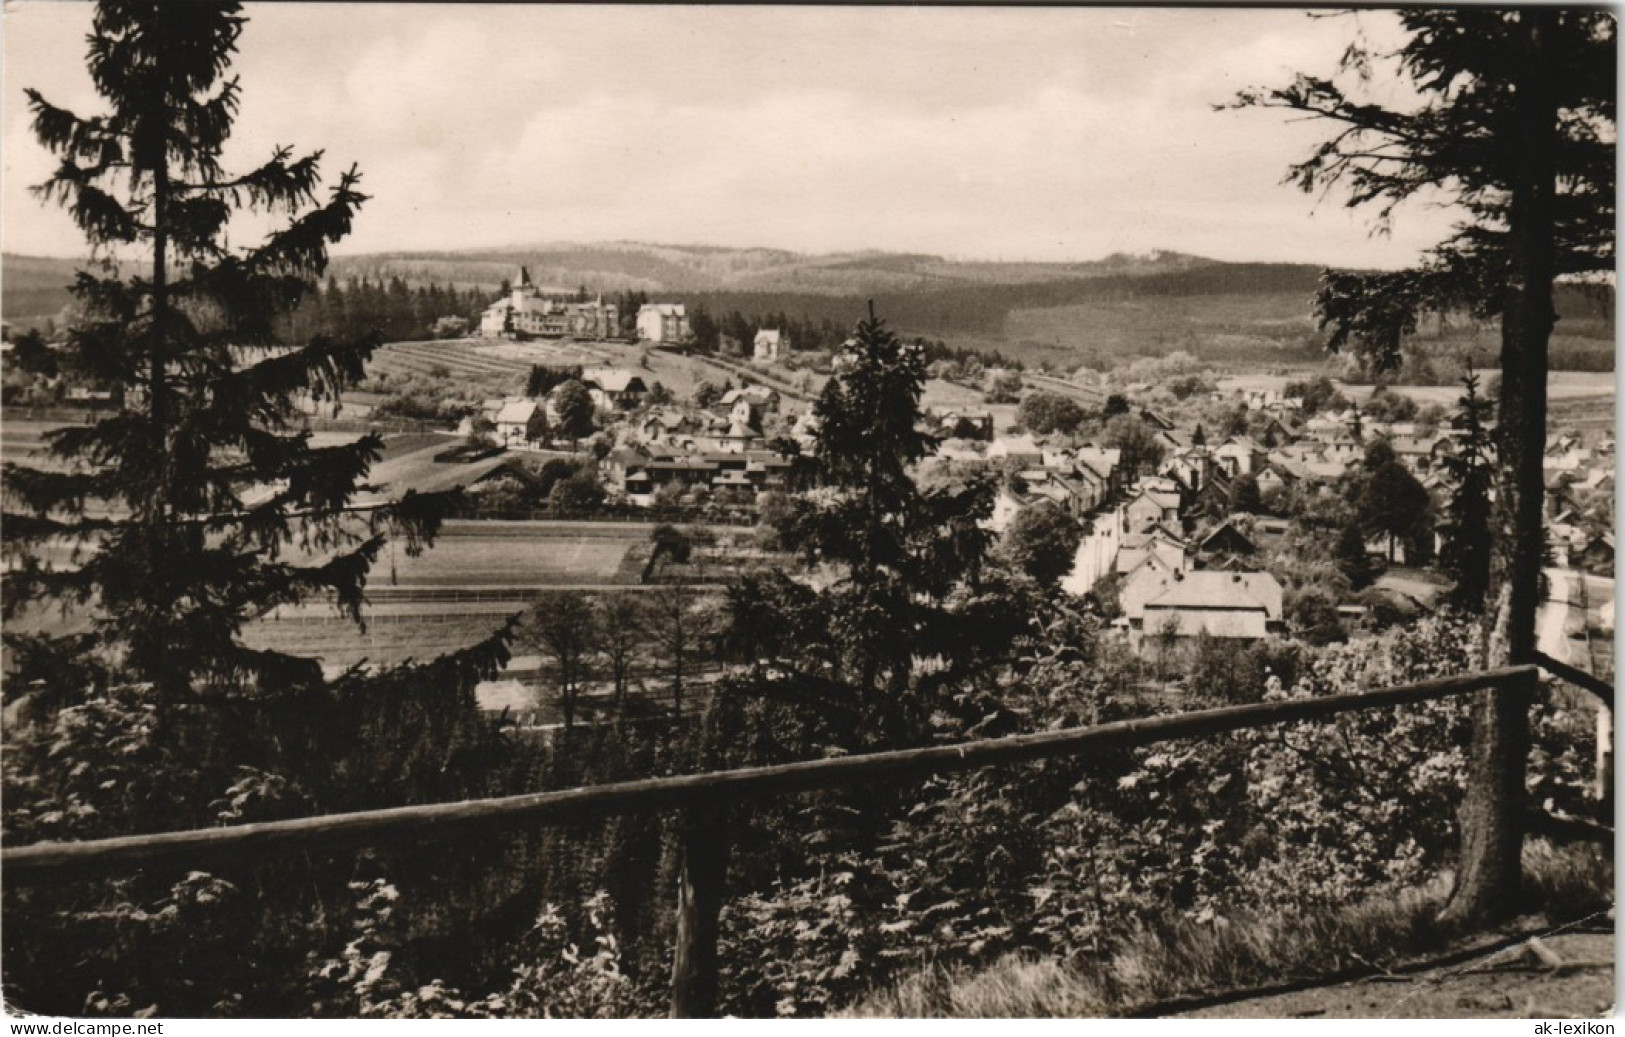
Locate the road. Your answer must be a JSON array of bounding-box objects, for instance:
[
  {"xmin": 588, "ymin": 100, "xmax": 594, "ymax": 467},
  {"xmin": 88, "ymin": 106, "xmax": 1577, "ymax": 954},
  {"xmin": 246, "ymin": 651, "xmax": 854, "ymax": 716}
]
[{"xmin": 1538, "ymin": 568, "xmax": 1576, "ymax": 666}]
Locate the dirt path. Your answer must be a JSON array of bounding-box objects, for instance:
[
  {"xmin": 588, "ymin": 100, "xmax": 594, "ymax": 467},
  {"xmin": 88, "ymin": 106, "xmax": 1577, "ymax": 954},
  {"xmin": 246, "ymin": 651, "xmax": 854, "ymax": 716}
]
[{"xmin": 1178, "ymin": 929, "xmax": 1614, "ymax": 1020}]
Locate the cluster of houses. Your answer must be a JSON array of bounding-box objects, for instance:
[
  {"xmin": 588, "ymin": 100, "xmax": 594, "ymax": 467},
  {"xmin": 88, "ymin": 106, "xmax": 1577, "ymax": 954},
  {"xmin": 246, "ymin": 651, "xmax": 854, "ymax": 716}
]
[
  {"xmin": 471, "ymin": 365, "xmax": 652, "ymax": 447},
  {"xmin": 1545, "ymin": 431, "xmax": 1615, "ymax": 573},
  {"xmin": 993, "ymin": 452, "xmax": 1288, "ymax": 656},
  {"xmin": 464, "ymin": 369, "xmax": 807, "ymax": 503},
  {"xmin": 453, "ymin": 297, "xmax": 1615, "ymax": 653},
  {"xmin": 968, "ymin": 392, "xmax": 1540, "ymax": 657},
  {"xmin": 604, "ymin": 384, "xmax": 811, "ymax": 503},
  {"xmin": 477, "ymin": 268, "xmax": 800, "ymax": 369}
]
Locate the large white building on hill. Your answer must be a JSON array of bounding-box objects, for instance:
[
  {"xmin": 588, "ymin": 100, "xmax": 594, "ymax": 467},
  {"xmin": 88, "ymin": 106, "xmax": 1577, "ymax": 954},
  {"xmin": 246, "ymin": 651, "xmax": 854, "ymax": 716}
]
[
  {"xmin": 637, "ymin": 303, "xmax": 690, "ymax": 343},
  {"xmin": 480, "ymin": 267, "xmax": 618, "ymax": 339}
]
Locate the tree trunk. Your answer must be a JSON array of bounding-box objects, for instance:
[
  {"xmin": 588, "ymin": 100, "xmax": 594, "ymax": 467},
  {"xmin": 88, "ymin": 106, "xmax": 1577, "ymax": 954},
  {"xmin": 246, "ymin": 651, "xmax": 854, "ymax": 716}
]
[{"xmin": 1442, "ymin": 9, "xmax": 1557, "ymax": 928}]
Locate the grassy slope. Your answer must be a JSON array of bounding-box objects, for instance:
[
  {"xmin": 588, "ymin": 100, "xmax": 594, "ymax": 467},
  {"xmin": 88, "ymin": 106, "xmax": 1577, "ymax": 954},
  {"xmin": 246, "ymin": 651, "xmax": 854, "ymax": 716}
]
[{"xmin": 842, "ymin": 840, "xmax": 1611, "ymax": 1018}]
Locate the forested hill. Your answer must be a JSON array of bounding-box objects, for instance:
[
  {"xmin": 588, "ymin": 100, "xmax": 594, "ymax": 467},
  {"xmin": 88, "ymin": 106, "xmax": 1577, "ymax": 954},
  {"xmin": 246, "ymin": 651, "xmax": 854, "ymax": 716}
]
[
  {"xmin": 5, "ymin": 245, "xmax": 1611, "ymax": 370},
  {"xmin": 686, "ymin": 261, "xmax": 1329, "ymax": 338},
  {"xmin": 2, "ymin": 245, "xmax": 1296, "ymax": 326}
]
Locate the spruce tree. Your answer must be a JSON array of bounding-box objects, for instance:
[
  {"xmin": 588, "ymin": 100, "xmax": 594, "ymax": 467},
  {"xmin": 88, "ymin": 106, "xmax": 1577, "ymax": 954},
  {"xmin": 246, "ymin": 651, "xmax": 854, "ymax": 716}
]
[
  {"xmin": 720, "ymin": 306, "xmax": 1013, "ymax": 753},
  {"xmin": 1440, "ymin": 372, "xmax": 1496, "ymax": 612},
  {"xmin": 1233, "ymin": 9, "xmax": 1613, "ymax": 924},
  {"xmin": 3, "ymin": 2, "xmax": 511, "ymax": 838}
]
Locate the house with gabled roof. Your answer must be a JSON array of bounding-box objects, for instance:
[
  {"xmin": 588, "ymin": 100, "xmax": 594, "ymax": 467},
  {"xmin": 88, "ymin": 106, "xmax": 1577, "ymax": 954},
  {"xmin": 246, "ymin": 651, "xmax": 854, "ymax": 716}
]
[
  {"xmin": 639, "ymin": 408, "xmax": 698, "ymax": 444},
  {"xmin": 580, "ymin": 366, "xmax": 648, "ymax": 411},
  {"xmin": 1214, "ymin": 435, "xmax": 1267, "ymax": 476},
  {"xmin": 1390, "ymin": 434, "xmax": 1442, "ymax": 472},
  {"xmin": 1125, "ymin": 487, "xmax": 1182, "ymax": 532},
  {"xmin": 721, "ymin": 385, "xmax": 779, "ymax": 410},
  {"xmin": 988, "ymin": 434, "xmax": 1045, "ymax": 466},
  {"xmin": 1076, "ymin": 445, "xmax": 1122, "ymax": 474},
  {"xmin": 1197, "ymin": 519, "xmax": 1257, "ymax": 561},
  {"xmin": 753, "ymin": 329, "xmax": 787, "ymax": 363},
  {"xmin": 1258, "ymin": 415, "xmax": 1295, "ymax": 445},
  {"xmin": 1116, "ymin": 529, "xmax": 1187, "ymax": 577},
  {"xmin": 1161, "ymin": 451, "xmax": 1214, "ymax": 496},
  {"xmin": 712, "ymin": 420, "xmax": 760, "ymax": 454},
  {"xmin": 1254, "ymin": 462, "xmax": 1300, "ymax": 498},
  {"xmin": 1188, "ymin": 466, "xmax": 1235, "ymax": 523},
  {"xmin": 1125, "ymin": 569, "xmax": 1284, "ymax": 652},
  {"xmin": 493, "ymin": 398, "xmax": 545, "ymax": 447}
]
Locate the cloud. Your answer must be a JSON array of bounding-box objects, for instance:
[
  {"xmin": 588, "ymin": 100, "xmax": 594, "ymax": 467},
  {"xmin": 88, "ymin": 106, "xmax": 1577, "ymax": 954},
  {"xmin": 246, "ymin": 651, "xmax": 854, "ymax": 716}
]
[{"xmin": 3, "ymin": 4, "xmax": 1457, "ymax": 267}]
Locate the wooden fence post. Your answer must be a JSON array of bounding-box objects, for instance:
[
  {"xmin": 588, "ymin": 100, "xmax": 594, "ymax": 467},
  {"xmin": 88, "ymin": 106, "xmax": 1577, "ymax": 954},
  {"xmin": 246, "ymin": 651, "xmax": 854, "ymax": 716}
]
[{"xmin": 670, "ymin": 806, "xmax": 728, "ymax": 1018}]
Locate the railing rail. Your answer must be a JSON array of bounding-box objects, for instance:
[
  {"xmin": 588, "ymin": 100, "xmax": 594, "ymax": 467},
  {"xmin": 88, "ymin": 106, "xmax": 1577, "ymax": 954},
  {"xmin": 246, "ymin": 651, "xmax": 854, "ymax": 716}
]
[
  {"xmin": 0, "ymin": 665, "xmax": 1534, "ymax": 878},
  {"xmin": 4, "ymin": 661, "xmax": 1600, "ymax": 1017},
  {"xmin": 1531, "ymin": 649, "xmax": 1613, "ymax": 708}
]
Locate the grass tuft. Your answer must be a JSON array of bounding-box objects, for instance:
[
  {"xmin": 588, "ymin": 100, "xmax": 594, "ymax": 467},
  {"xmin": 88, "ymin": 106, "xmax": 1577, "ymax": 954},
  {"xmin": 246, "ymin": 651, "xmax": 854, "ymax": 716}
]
[{"xmin": 840, "ymin": 839, "xmax": 1612, "ymax": 1018}]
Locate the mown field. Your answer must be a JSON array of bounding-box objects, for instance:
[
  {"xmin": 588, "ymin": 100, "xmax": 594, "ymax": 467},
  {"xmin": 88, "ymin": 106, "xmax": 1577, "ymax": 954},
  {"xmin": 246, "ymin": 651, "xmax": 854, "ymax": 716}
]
[
  {"xmin": 377, "ymin": 520, "xmax": 648, "ymax": 588},
  {"xmin": 242, "ymin": 608, "xmax": 515, "ymax": 671}
]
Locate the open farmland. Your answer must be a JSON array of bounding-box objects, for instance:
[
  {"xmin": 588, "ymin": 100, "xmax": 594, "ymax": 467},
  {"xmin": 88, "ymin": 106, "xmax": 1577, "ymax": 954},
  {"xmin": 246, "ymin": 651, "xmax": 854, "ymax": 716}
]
[
  {"xmin": 240, "ymin": 522, "xmax": 667, "ymax": 671},
  {"xmin": 364, "ymin": 339, "xmax": 532, "ymax": 397},
  {"xmin": 1214, "ymin": 370, "xmax": 1614, "ymax": 428},
  {"xmin": 377, "ymin": 520, "xmax": 648, "ymax": 588},
  {"xmin": 242, "ymin": 608, "xmax": 515, "ymax": 670}
]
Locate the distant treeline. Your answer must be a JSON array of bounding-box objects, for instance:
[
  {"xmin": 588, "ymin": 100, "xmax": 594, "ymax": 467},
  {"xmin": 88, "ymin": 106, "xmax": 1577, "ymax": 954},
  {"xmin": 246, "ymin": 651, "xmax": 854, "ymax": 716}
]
[
  {"xmin": 684, "ymin": 305, "xmax": 1025, "ymax": 371},
  {"xmin": 680, "ymin": 262, "xmax": 1330, "ymax": 341},
  {"xmin": 686, "ymin": 307, "xmax": 850, "ymax": 354},
  {"xmin": 277, "ymin": 276, "xmax": 492, "ymax": 343}
]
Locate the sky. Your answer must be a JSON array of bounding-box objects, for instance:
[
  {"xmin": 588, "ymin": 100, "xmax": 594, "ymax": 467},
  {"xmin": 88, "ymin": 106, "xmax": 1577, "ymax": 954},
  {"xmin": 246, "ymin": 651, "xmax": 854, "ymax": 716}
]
[{"xmin": 1, "ymin": 3, "xmax": 1461, "ymax": 267}]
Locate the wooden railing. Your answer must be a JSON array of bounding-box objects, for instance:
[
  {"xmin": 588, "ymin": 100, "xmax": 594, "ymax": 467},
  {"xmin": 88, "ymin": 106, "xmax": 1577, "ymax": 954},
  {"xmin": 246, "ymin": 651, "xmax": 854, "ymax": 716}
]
[
  {"xmin": 3, "ymin": 662, "xmax": 1608, "ymax": 1017},
  {"xmin": 1532, "ymin": 648, "xmax": 1613, "ymax": 708}
]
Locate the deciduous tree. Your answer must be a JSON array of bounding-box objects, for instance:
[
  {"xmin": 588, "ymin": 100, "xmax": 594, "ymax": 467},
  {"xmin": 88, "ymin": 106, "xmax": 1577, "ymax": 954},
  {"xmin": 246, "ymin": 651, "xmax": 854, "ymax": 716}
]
[
  {"xmin": 596, "ymin": 594, "xmax": 644, "ymax": 720},
  {"xmin": 999, "ymin": 501, "xmax": 1083, "ymax": 586},
  {"xmin": 645, "ymin": 577, "xmax": 712, "ymax": 717},
  {"xmin": 1017, "ymin": 392, "xmax": 1087, "ymax": 436},
  {"xmin": 1359, "ymin": 461, "xmax": 1432, "ymax": 563},
  {"xmin": 552, "ymin": 379, "xmax": 595, "ymax": 441},
  {"xmin": 524, "ymin": 591, "xmax": 598, "ymax": 732},
  {"xmin": 1104, "ymin": 414, "xmax": 1166, "ymax": 480}
]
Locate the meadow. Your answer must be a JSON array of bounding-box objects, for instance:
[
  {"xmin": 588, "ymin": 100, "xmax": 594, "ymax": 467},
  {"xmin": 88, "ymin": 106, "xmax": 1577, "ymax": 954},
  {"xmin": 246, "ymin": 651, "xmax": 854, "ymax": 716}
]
[{"xmin": 376, "ymin": 520, "xmax": 647, "ymax": 588}]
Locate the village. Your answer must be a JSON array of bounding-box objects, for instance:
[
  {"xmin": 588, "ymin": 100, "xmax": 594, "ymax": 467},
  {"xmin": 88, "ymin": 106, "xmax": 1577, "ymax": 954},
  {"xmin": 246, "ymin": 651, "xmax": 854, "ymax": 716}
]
[
  {"xmin": 184, "ymin": 264, "xmax": 1610, "ymax": 710},
  {"xmin": 0, "ymin": 4, "xmax": 1613, "ymax": 1022},
  {"xmin": 4, "ymin": 262, "xmax": 1613, "ymax": 720}
]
